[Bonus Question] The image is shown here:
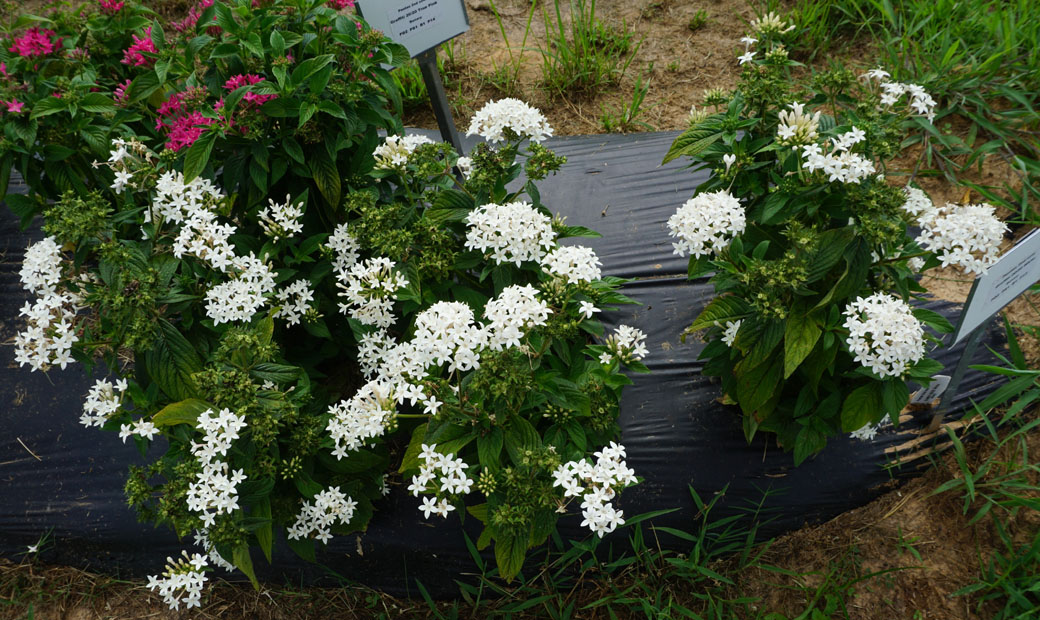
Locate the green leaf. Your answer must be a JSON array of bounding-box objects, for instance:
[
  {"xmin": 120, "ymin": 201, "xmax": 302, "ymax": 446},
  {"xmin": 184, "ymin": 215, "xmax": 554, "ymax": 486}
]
[
  {"xmin": 504, "ymin": 417, "xmax": 541, "ymax": 465},
  {"xmin": 840, "ymin": 382, "xmax": 884, "ymax": 432},
  {"xmin": 145, "ymin": 319, "xmax": 203, "ymax": 401},
  {"xmin": 806, "ymin": 227, "xmax": 855, "ymax": 283},
  {"xmin": 182, "ymin": 129, "xmax": 217, "ymax": 182},
  {"xmin": 233, "ymin": 545, "xmax": 259, "ymax": 589},
  {"xmin": 398, "ymin": 423, "xmax": 430, "ymax": 473},
  {"xmin": 881, "ymin": 378, "xmax": 909, "ymax": 420},
  {"xmin": 663, "ymin": 116, "xmax": 724, "ymax": 163},
  {"xmin": 30, "ymin": 96, "xmax": 68, "ymax": 120},
  {"xmin": 477, "ymin": 428, "xmax": 504, "ymax": 473},
  {"xmin": 495, "ymin": 531, "xmax": 527, "ymax": 582},
  {"xmin": 310, "ymin": 148, "xmax": 341, "ymax": 208},
  {"xmin": 152, "ymin": 398, "xmax": 213, "ymax": 427},
  {"xmin": 251, "ymin": 363, "xmax": 301, "ymax": 383},
  {"xmin": 784, "ymin": 311, "xmax": 822, "ymax": 379},
  {"xmin": 254, "ymin": 498, "xmax": 273, "ymax": 563},
  {"xmin": 688, "ymin": 295, "xmax": 751, "ymax": 333},
  {"xmin": 290, "ymin": 54, "xmax": 335, "ymax": 86},
  {"xmin": 735, "ymin": 354, "xmax": 782, "ymax": 418},
  {"xmin": 912, "ymin": 307, "xmax": 955, "ymax": 334},
  {"xmin": 286, "ymin": 536, "xmax": 315, "ymax": 562}
]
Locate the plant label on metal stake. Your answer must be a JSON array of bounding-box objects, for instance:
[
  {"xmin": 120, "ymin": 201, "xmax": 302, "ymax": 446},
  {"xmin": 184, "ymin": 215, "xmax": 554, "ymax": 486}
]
[{"xmin": 357, "ymin": 0, "xmax": 469, "ymax": 153}]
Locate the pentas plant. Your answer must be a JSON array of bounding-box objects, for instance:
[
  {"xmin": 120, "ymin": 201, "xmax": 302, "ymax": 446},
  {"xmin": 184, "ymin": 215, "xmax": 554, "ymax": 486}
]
[
  {"xmin": 13, "ymin": 97, "xmax": 644, "ymax": 608},
  {"xmin": 665, "ymin": 20, "xmax": 1007, "ymax": 463}
]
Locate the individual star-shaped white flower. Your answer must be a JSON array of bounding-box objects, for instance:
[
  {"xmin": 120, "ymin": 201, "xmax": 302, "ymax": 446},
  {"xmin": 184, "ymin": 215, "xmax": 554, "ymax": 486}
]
[
  {"xmin": 420, "ymin": 496, "xmax": 438, "ymax": 519},
  {"xmin": 738, "ymin": 50, "xmax": 756, "ymax": 65}
]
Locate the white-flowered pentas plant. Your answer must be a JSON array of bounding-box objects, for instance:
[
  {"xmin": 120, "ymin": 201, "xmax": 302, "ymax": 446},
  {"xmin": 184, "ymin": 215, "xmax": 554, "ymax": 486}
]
[
  {"xmin": 663, "ymin": 18, "xmax": 1007, "ymax": 463},
  {"xmin": 12, "ymin": 95, "xmax": 644, "ymax": 604}
]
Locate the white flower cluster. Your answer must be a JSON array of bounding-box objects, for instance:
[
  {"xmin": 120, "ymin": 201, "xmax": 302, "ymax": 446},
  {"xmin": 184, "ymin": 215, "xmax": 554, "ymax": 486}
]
[
  {"xmin": 484, "ymin": 284, "xmax": 551, "ymax": 351},
  {"xmin": 410, "ymin": 301, "xmax": 487, "ymax": 374},
  {"xmin": 916, "ymin": 202, "xmax": 1006, "ymax": 275},
  {"xmin": 843, "ymin": 293, "xmax": 925, "ymax": 378},
  {"xmin": 146, "ymin": 551, "xmax": 209, "ymax": 610},
  {"xmin": 357, "ymin": 329, "xmax": 397, "ymax": 378},
  {"xmin": 373, "ymin": 134, "xmax": 434, "ymax": 169},
  {"xmin": 15, "ymin": 237, "xmax": 80, "ymax": 371},
  {"xmin": 335, "ymin": 257, "xmax": 409, "ymax": 328},
  {"xmin": 552, "ymin": 442, "xmax": 636, "ymax": 537},
  {"xmin": 258, "ymin": 194, "xmax": 304, "ymax": 241},
  {"xmin": 900, "ymin": 186, "xmax": 934, "ymax": 220},
  {"xmin": 863, "ymin": 69, "xmax": 937, "ymax": 122},
  {"xmin": 204, "ymin": 254, "xmax": 276, "ymax": 324},
  {"xmin": 408, "ymin": 444, "xmax": 473, "ymax": 519},
  {"xmin": 466, "ymin": 98, "xmax": 554, "ymax": 144},
  {"xmin": 776, "ymin": 102, "xmax": 821, "ymax": 146},
  {"xmin": 850, "ymin": 421, "xmax": 881, "ymax": 441},
  {"xmin": 749, "ymin": 11, "xmax": 795, "ymax": 36},
  {"xmin": 465, "ymin": 201, "xmax": 557, "ymax": 266},
  {"xmin": 273, "ymin": 279, "xmax": 315, "ymax": 326},
  {"xmin": 800, "ymin": 127, "xmax": 876, "ymax": 184},
  {"xmin": 119, "ymin": 418, "xmax": 159, "ymax": 443},
  {"xmin": 601, "ymin": 325, "xmax": 649, "ymax": 365},
  {"xmin": 721, "ymin": 320, "xmax": 742, "ymax": 347},
  {"xmin": 150, "ymin": 170, "xmax": 224, "ymax": 225},
  {"xmin": 326, "ymin": 379, "xmax": 402, "ymax": 458},
  {"xmin": 326, "ymin": 222, "xmax": 361, "ymax": 274},
  {"xmin": 542, "ymin": 245, "xmax": 603, "ymax": 284},
  {"xmin": 286, "ymin": 486, "xmax": 359, "ymax": 544},
  {"xmin": 193, "ymin": 529, "xmax": 235, "ymax": 572},
  {"xmin": 80, "ymin": 377, "xmax": 128, "ymax": 427},
  {"xmin": 186, "ymin": 408, "xmax": 248, "ymax": 528},
  {"xmin": 456, "ymin": 156, "xmax": 474, "ymax": 178},
  {"xmin": 152, "ymin": 171, "xmax": 238, "ymax": 271},
  {"xmin": 667, "ymin": 190, "xmax": 746, "ymax": 258}
]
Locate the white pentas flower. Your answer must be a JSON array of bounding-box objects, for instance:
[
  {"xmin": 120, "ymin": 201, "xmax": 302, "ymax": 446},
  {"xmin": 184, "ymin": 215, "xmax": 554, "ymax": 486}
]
[
  {"xmin": 357, "ymin": 329, "xmax": 396, "ymax": 379},
  {"xmin": 749, "ymin": 11, "xmax": 795, "ymax": 36},
  {"xmin": 721, "ymin": 320, "xmax": 742, "ymax": 347},
  {"xmin": 186, "ymin": 408, "xmax": 248, "ymax": 528},
  {"xmin": 843, "ymin": 293, "xmax": 925, "ymax": 379},
  {"xmin": 326, "ymin": 222, "xmax": 360, "ymax": 275},
  {"xmin": 776, "ymin": 102, "xmax": 821, "ymax": 146},
  {"xmin": 850, "ymin": 422, "xmax": 881, "ymax": 441},
  {"xmin": 465, "ymin": 201, "xmax": 557, "ymax": 266},
  {"xmin": 915, "ymin": 202, "xmax": 1006, "ymax": 275},
  {"xmin": 900, "ymin": 186, "xmax": 934, "ymax": 220},
  {"xmin": 204, "ymin": 254, "xmax": 276, "ymax": 325},
  {"xmin": 193, "ymin": 530, "xmax": 234, "ymax": 573},
  {"xmin": 601, "ymin": 325, "xmax": 648, "ymax": 365},
  {"xmin": 552, "ymin": 442, "xmax": 636, "ymax": 538},
  {"xmin": 484, "ymin": 284, "xmax": 551, "ymax": 351},
  {"xmin": 287, "ymin": 486, "xmax": 359, "ymax": 544},
  {"xmin": 411, "ymin": 301, "xmax": 489, "ymax": 373},
  {"xmin": 80, "ymin": 377, "xmax": 128, "ymax": 427},
  {"xmin": 541, "ymin": 245, "xmax": 603, "ymax": 284},
  {"xmin": 373, "ymin": 134, "xmax": 434, "ymax": 169},
  {"xmin": 409, "ymin": 444, "xmax": 472, "ymax": 519},
  {"xmin": 15, "ymin": 237, "xmax": 81, "ymax": 372},
  {"xmin": 335, "ymin": 257, "xmax": 409, "ymax": 328},
  {"xmin": 467, "ymin": 98, "xmax": 554, "ymax": 144},
  {"xmin": 862, "ymin": 70, "xmax": 937, "ymax": 122},
  {"xmin": 146, "ymin": 551, "xmax": 209, "ymax": 610},
  {"xmin": 326, "ymin": 379, "xmax": 402, "ymax": 458},
  {"xmin": 455, "ymin": 156, "xmax": 473, "ymax": 178},
  {"xmin": 273, "ymin": 279, "xmax": 315, "ymax": 326},
  {"xmin": 799, "ymin": 127, "xmax": 876, "ymax": 184},
  {"xmin": 258, "ymin": 194, "xmax": 304, "ymax": 241},
  {"xmin": 150, "ymin": 170, "xmax": 225, "ymax": 226},
  {"xmin": 667, "ymin": 190, "xmax": 746, "ymax": 258}
]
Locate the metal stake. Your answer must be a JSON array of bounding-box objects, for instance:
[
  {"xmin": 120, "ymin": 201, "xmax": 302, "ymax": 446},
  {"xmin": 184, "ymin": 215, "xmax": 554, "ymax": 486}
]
[
  {"xmin": 416, "ymin": 49, "xmax": 464, "ymax": 154},
  {"xmin": 922, "ymin": 325, "xmax": 987, "ymax": 434}
]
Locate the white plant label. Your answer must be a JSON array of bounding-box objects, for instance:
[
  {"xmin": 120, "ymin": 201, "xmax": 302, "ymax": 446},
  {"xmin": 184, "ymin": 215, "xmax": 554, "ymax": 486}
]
[
  {"xmin": 955, "ymin": 228, "xmax": 1040, "ymax": 344},
  {"xmin": 388, "ymin": 0, "xmax": 443, "ymax": 40},
  {"xmin": 911, "ymin": 374, "xmax": 950, "ymax": 404}
]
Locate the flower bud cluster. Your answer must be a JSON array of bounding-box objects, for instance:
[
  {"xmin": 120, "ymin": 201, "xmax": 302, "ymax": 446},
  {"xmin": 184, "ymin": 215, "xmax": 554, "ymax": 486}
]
[
  {"xmin": 776, "ymin": 102, "xmax": 821, "ymax": 146},
  {"xmin": 258, "ymin": 194, "xmax": 304, "ymax": 241},
  {"xmin": 552, "ymin": 442, "xmax": 636, "ymax": 537},
  {"xmin": 600, "ymin": 325, "xmax": 649, "ymax": 365},
  {"xmin": 749, "ymin": 11, "xmax": 795, "ymax": 36},
  {"xmin": 187, "ymin": 408, "xmax": 248, "ymax": 528},
  {"xmin": 916, "ymin": 202, "xmax": 1006, "ymax": 275},
  {"xmin": 15, "ymin": 237, "xmax": 80, "ymax": 371},
  {"xmin": 408, "ymin": 444, "xmax": 473, "ymax": 519},
  {"xmin": 667, "ymin": 190, "xmax": 746, "ymax": 258},
  {"xmin": 843, "ymin": 292, "xmax": 925, "ymax": 378},
  {"xmin": 286, "ymin": 486, "xmax": 359, "ymax": 544},
  {"xmin": 373, "ymin": 134, "xmax": 434, "ymax": 169},
  {"xmin": 466, "ymin": 98, "xmax": 553, "ymax": 144},
  {"xmin": 145, "ymin": 551, "xmax": 208, "ymax": 610},
  {"xmin": 335, "ymin": 257, "xmax": 408, "ymax": 328},
  {"xmin": 465, "ymin": 201, "xmax": 557, "ymax": 266},
  {"xmin": 542, "ymin": 245, "xmax": 603, "ymax": 284}
]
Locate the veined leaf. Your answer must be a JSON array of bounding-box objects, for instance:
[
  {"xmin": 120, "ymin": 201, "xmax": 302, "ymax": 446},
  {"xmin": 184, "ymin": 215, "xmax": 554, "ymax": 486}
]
[
  {"xmin": 688, "ymin": 295, "xmax": 751, "ymax": 333},
  {"xmin": 841, "ymin": 381, "xmax": 883, "ymax": 432},
  {"xmin": 784, "ymin": 311, "xmax": 822, "ymax": 379},
  {"xmin": 152, "ymin": 398, "xmax": 212, "ymax": 427}
]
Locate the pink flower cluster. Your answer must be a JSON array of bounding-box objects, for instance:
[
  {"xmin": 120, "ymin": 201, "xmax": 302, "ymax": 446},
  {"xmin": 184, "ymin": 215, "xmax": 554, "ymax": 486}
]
[
  {"xmin": 328, "ymin": 0, "xmax": 356, "ymax": 9},
  {"xmin": 122, "ymin": 26, "xmax": 158, "ymax": 67},
  {"xmin": 99, "ymin": 0, "xmax": 125, "ymax": 14},
  {"xmin": 156, "ymin": 91, "xmax": 216, "ymax": 152},
  {"xmin": 224, "ymin": 74, "xmax": 277, "ymax": 106},
  {"xmin": 172, "ymin": 0, "xmax": 216, "ymax": 34},
  {"xmin": 2, "ymin": 99, "xmax": 24, "ymax": 114},
  {"xmin": 113, "ymin": 79, "xmax": 132, "ymax": 105},
  {"xmin": 9, "ymin": 27, "xmax": 60, "ymax": 59}
]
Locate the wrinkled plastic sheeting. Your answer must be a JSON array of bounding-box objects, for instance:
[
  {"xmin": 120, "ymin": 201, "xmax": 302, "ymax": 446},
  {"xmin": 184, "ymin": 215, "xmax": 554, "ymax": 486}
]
[{"xmin": 0, "ymin": 132, "xmax": 1006, "ymax": 597}]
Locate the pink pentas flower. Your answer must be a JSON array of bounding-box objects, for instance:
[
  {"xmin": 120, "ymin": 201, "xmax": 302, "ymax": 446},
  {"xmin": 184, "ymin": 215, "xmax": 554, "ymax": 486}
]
[
  {"xmin": 0, "ymin": 62, "xmax": 8, "ymax": 79},
  {"xmin": 164, "ymin": 112, "xmax": 215, "ymax": 151},
  {"xmin": 173, "ymin": 0, "xmax": 216, "ymax": 33},
  {"xmin": 328, "ymin": 0, "xmax": 355, "ymax": 9},
  {"xmin": 122, "ymin": 27, "xmax": 158, "ymax": 67},
  {"xmin": 99, "ymin": 0, "xmax": 125, "ymax": 13},
  {"xmin": 6, "ymin": 99, "xmax": 25, "ymax": 113},
  {"xmin": 113, "ymin": 79, "xmax": 132, "ymax": 105},
  {"xmin": 9, "ymin": 27, "xmax": 59, "ymax": 58},
  {"xmin": 224, "ymin": 74, "xmax": 277, "ymax": 106}
]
